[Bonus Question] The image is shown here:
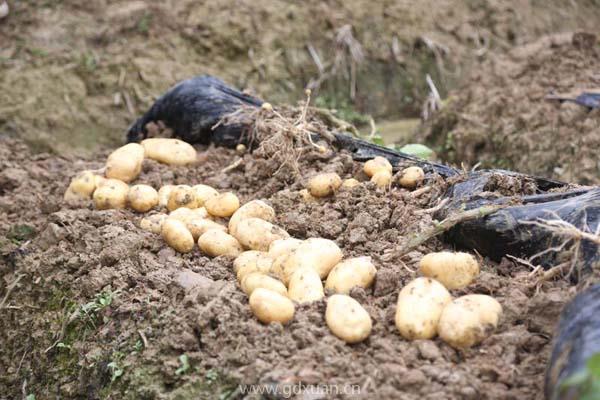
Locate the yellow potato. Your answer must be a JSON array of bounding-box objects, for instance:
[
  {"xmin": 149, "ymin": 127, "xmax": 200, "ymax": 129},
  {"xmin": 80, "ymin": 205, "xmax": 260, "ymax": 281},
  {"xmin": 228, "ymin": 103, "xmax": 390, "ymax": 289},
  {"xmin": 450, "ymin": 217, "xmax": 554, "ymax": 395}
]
[
  {"xmin": 307, "ymin": 173, "xmax": 342, "ymax": 197},
  {"xmin": 299, "ymin": 189, "xmax": 318, "ymax": 202},
  {"xmin": 127, "ymin": 184, "xmax": 158, "ymax": 212},
  {"xmin": 399, "ymin": 166, "xmax": 425, "ymax": 189},
  {"xmin": 205, "ymin": 192, "xmax": 240, "ymax": 218},
  {"xmin": 371, "ymin": 170, "xmax": 392, "ymax": 188},
  {"xmin": 234, "ymin": 251, "xmax": 273, "ymax": 281},
  {"xmin": 228, "ymin": 200, "xmax": 275, "ymax": 236},
  {"xmin": 158, "ymin": 185, "xmax": 175, "ymax": 208},
  {"xmin": 281, "ymin": 238, "xmax": 342, "ymax": 283},
  {"xmin": 93, "ymin": 174, "xmax": 107, "ymax": 188},
  {"xmin": 192, "ymin": 184, "xmax": 219, "ymax": 206},
  {"xmin": 419, "ymin": 252, "xmax": 480, "ymax": 290},
  {"xmin": 241, "ymin": 272, "xmax": 287, "ymax": 297},
  {"xmin": 93, "ymin": 179, "xmax": 129, "ymax": 210},
  {"xmin": 140, "ymin": 213, "xmax": 167, "ymax": 234},
  {"xmin": 438, "ymin": 295, "xmax": 502, "ymax": 348},
  {"xmin": 167, "ymin": 185, "xmax": 198, "ymax": 211},
  {"xmin": 236, "ymin": 143, "xmax": 247, "ymax": 154},
  {"xmin": 288, "ymin": 267, "xmax": 324, "ymax": 303},
  {"xmin": 249, "ymin": 288, "xmax": 295, "ymax": 324},
  {"xmin": 268, "ymin": 238, "xmax": 303, "ymax": 260},
  {"xmin": 364, "ymin": 156, "xmax": 392, "ymax": 177},
  {"xmin": 232, "ymin": 218, "xmax": 289, "ymax": 251},
  {"xmin": 395, "ymin": 277, "xmax": 452, "ymax": 340},
  {"xmin": 326, "ymin": 294, "xmax": 372, "ymax": 343},
  {"xmin": 105, "ymin": 143, "xmax": 145, "ymax": 183},
  {"xmin": 325, "ymin": 257, "xmax": 377, "ymax": 294},
  {"xmin": 161, "ymin": 218, "xmax": 195, "ymax": 253},
  {"xmin": 198, "ymin": 229, "xmax": 243, "ymax": 257},
  {"xmin": 341, "ymin": 178, "xmax": 360, "ymax": 189},
  {"xmin": 64, "ymin": 170, "xmax": 97, "ymax": 201},
  {"xmin": 141, "ymin": 138, "xmax": 196, "ymax": 166},
  {"xmin": 187, "ymin": 218, "xmax": 227, "ymax": 240}
]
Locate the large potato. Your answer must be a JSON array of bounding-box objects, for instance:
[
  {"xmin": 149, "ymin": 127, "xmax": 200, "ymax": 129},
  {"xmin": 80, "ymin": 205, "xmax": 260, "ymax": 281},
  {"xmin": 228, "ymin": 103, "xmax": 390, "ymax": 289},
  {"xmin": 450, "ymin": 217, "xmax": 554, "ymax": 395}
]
[
  {"xmin": 64, "ymin": 170, "xmax": 97, "ymax": 201},
  {"xmin": 141, "ymin": 138, "xmax": 196, "ymax": 165},
  {"xmin": 249, "ymin": 288, "xmax": 295, "ymax": 324},
  {"xmin": 233, "ymin": 218, "xmax": 289, "ymax": 251},
  {"xmin": 105, "ymin": 143, "xmax": 145, "ymax": 182},
  {"xmin": 325, "ymin": 294, "xmax": 372, "ymax": 343},
  {"xmin": 234, "ymin": 251, "xmax": 273, "ymax": 281},
  {"xmin": 419, "ymin": 252, "xmax": 480, "ymax": 290},
  {"xmin": 158, "ymin": 185, "xmax": 175, "ymax": 208},
  {"xmin": 281, "ymin": 238, "xmax": 342, "ymax": 283},
  {"xmin": 288, "ymin": 267, "xmax": 324, "ymax": 303},
  {"xmin": 395, "ymin": 277, "xmax": 452, "ymax": 340},
  {"xmin": 241, "ymin": 272, "xmax": 287, "ymax": 297},
  {"xmin": 128, "ymin": 184, "xmax": 158, "ymax": 212},
  {"xmin": 438, "ymin": 295, "xmax": 502, "ymax": 348},
  {"xmin": 187, "ymin": 218, "xmax": 226, "ymax": 240},
  {"xmin": 364, "ymin": 156, "xmax": 392, "ymax": 177},
  {"xmin": 398, "ymin": 166, "xmax": 425, "ymax": 189},
  {"xmin": 161, "ymin": 218, "xmax": 195, "ymax": 253},
  {"xmin": 205, "ymin": 192, "xmax": 240, "ymax": 218},
  {"xmin": 198, "ymin": 229, "xmax": 243, "ymax": 257},
  {"xmin": 140, "ymin": 213, "xmax": 167, "ymax": 234},
  {"xmin": 228, "ymin": 200, "xmax": 275, "ymax": 236},
  {"xmin": 307, "ymin": 173, "xmax": 342, "ymax": 197},
  {"xmin": 192, "ymin": 184, "xmax": 219, "ymax": 206},
  {"xmin": 325, "ymin": 257, "xmax": 377, "ymax": 294},
  {"xmin": 93, "ymin": 179, "xmax": 129, "ymax": 210},
  {"xmin": 167, "ymin": 185, "xmax": 198, "ymax": 211}
]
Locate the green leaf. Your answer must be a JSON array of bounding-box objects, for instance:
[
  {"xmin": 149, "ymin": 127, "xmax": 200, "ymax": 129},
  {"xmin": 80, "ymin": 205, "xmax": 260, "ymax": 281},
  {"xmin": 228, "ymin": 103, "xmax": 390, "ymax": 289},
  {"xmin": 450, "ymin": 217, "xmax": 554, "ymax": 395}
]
[
  {"xmin": 369, "ymin": 135, "xmax": 385, "ymax": 146},
  {"xmin": 560, "ymin": 370, "xmax": 590, "ymax": 390},
  {"xmin": 397, "ymin": 143, "xmax": 435, "ymax": 160},
  {"xmin": 176, "ymin": 354, "xmax": 190, "ymax": 375},
  {"xmin": 587, "ymin": 353, "xmax": 600, "ymax": 378}
]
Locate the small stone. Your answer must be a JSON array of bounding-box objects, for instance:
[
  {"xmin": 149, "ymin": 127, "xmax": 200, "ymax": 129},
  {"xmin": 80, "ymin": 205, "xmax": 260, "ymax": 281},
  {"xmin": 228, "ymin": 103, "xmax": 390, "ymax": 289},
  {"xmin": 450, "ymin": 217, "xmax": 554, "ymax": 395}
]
[{"xmin": 415, "ymin": 340, "xmax": 441, "ymax": 360}]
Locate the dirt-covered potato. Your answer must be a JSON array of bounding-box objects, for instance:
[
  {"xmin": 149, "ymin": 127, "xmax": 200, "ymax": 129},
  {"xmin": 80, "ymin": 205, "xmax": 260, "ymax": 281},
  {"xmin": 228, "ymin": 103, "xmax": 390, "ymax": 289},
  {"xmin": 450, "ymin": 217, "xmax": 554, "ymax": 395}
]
[
  {"xmin": 92, "ymin": 179, "xmax": 129, "ymax": 210},
  {"xmin": 105, "ymin": 143, "xmax": 145, "ymax": 183},
  {"xmin": 141, "ymin": 138, "xmax": 197, "ymax": 165},
  {"xmin": 419, "ymin": 251, "xmax": 480, "ymax": 290},
  {"xmin": 127, "ymin": 184, "xmax": 158, "ymax": 212},
  {"xmin": 64, "ymin": 170, "xmax": 97, "ymax": 201},
  {"xmin": 398, "ymin": 166, "xmax": 425, "ymax": 189},
  {"xmin": 307, "ymin": 173, "xmax": 342, "ymax": 197},
  {"xmin": 326, "ymin": 294, "xmax": 372, "ymax": 343},
  {"xmin": 395, "ymin": 277, "xmax": 452, "ymax": 340},
  {"xmin": 241, "ymin": 272, "xmax": 288, "ymax": 297},
  {"xmin": 158, "ymin": 185, "xmax": 175, "ymax": 208},
  {"xmin": 198, "ymin": 229, "xmax": 243, "ymax": 257},
  {"xmin": 167, "ymin": 185, "xmax": 198, "ymax": 211},
  {"xmin": 288, "ymin": 267, "xmax": 324, "ymax": 303},
  {"xmin": 187, "ymin": 218, "xmax": 226, "ymax": 240},
  {"xmin": 281, "ymin": 238, "xmax": 342, "ymax": 283},
  {"xmin": 249, "ymin": 288, "xmax": 295, "ymax": 324},
  {"xmin": 341, "ymin": 178, "xmax": 360, "ymax": 189},
  {"xmin": 233, "ymin": 218, "xmax": 289, "ymax": 251},
  {"xmin": 299, "ymin": 189, "xmax": 318, "ymax": 202},
  {"xmin": 228, "ymin": 200, "xmax": 275, "ymax": 236},
  {"xmin": 364, "ymin": 156, "xmax": 392, "ymax": 177},
  {"xmin": 325, "ymin": 257, "xmax": 376, "ymax": 294},
  {"xmin": 161, "ymin": 218, "xmax": 195, "ymax": 253},
  {"xmin": 140, "ymin": 213, "xmax": 167, "ymax": 234},
  {"xmin": 204, "ymin": 192, "xmax": 240, "ymax": 218},
  {"xmin": 438, "ymin": 294, "xmax": 502, "ymax": 348},
  {"xmin": 371, "ymin": 170, "xmax": 392, "ymax": 188},
  {"xmin": 268, "ymin": 238, "xmax": 302, "ymax": 260},
  {"xmin": 234, "ymin": 251, "xmax": 274, "ymax": 281},
  {"xmin": 192, "ymin": 184, "xmax": 219, "ymax": 206}
]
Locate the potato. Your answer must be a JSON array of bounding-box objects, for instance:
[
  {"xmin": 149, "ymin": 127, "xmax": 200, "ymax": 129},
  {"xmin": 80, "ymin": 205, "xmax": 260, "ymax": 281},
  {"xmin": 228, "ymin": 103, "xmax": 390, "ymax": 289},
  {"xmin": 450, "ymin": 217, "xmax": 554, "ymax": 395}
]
[
  {"xmin": 419, "ymin": 252, "xmax": 480, "ymax": 290},
  {"xmin": 341, "ymin": 178, "xmax": 360, "ymax": 189},
  {"xmin": 141, "ymin": 138, "xmax": 196, "ymax": 165},
  {"xmin": 198, "ymin": 229, "xmax": 243, "ymax": 257},
  {"xmin": 241, "ymin": 272, "xmax": 287, "ymax": 297},
  {"xmin": 438, "ymin": 295, "xmax": 502, "ymax": 348},
  {"xmin": 325, "ymin": 257, "xmax": 377, "ymax": 294},
  {"xmin": 105, "ymin": 143, "xmax": 145, "ymax": 183},
  {"xmin": 325, "ymin": 294, "xmax": 372, "ymax": 343},
  {"xmin": 167, "ymin": 185, "xmax": 198, "ymax": 211},
  {"xmin": 249, "ymin": 288, "xmax": 295, "ymax": 324},
  {"xmin": 236, "ymin": 143, "xmax": 247, "ymax": 154},
  {"xmin": 371, "ymin": 170, "xmax": 392, "ymax": 188},
  {"xmin": 64, "ymin": 170, "xmax": 97, "ymax": 200},
  {"xmin": 268, "ymin": 238, "xmax": 302, "ymax": 260},
  {"xmin": 288, "ymin": 267, "xmax": 324, "ymax": 303},
  {"xmin": 307, "ymin": 173, "xmax": 342, "ymax": 197},
  {"xmin": 140, "ymin": 213, "xmax": 167, "ymax": 234},
  {"xmin": 395, "ymin": 277, "xmax": 452, "ymax": 340},
  {"xmin": 233, "ymin": 218, "xmax": 289, "ymax": 252},
  {"xmin": 228, "ymin": 200, "xmax": 275, "ymax": 236},
  {"xmin": 187, "ymin": 218, "xmax": 227, "ymax": 240},
  {"xmin": 127, "ymin": 184, "xmax": 158, "ymax": 212},
  {"xmin": 399, "ymin": 166, "xmax": 425, "ymax": 189},
  {"xmin": 364, "ymin": 156, "xmax": 392, "ymax": 177},
  {"xmin": 192, "ymin": 184, "xmax": 219, "ymax": 206},
  {"xmin": 158, "ymin": 185, "xmax": 175, "ymax": 208},
  {"xmin": 299, "ymin": 189, "xmax": 318, "ymax": 202},
  {"xmin": 161, "ymin": 218, "xmax": 195, "ymax": 253},
  {"xmin": 93, "ymin": 179, "xmax": 129, "ymax": 210},
  {"xmin": 234, "ymin": 251, "xmax": 274, "ymax": 281},
  {"xmin": 205, "ymin": 192, "xmax": 240, "ymax": 218},
  {"xmin": 281, "ymin": 238, "xmax": 342, "ymax": 283}
]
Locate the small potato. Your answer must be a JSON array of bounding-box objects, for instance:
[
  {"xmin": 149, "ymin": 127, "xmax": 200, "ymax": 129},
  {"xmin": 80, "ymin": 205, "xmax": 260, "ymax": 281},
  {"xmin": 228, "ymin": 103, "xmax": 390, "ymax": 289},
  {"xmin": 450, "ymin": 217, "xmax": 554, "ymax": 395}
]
[
  {"xmin": 64, "ymin": 170, "xmax": 97, "ymax": 200},
  {"xmin": 326, "ymin": 294, "xmax": 372, "ymax": 343},
  {"xmin": 236, "ymin": 143, "xmax": 247, "ymax": 154},
  {"xmin": 105, "ymin": 143, "xmax": 145, "ymax": 183},
  {"xmin": 234, "ymin": 251, "xmax": 274, "ymax": 281},
  {"xmin": 371, "ymin": 170, "xmax": 392, "ymax": 188},
  {"xmin": 192, "ymin": 184, "xmax": 219, "ymax": 206},
  {"xmin": 233, "ymin": 218, "xmax": 289, "ymax": 252},
  {"xmin": 325, "ymin": 257, "xmax": 377, "ymax": 294},
  {"xmin": 395, "ymin": 277, "xmax": 452, "ymax": 340},
  {"xmin": 438, "ymin": 295, "xmax": 502, "ymax": 348},
  {"xmin": 341, "ymin": 178, "xmax": 360, "ymax": 189},
  {"xmin": 288, "ymin": 267, "xmax": 324, "ymax": 303},
  {"xmin": 249, "ymin": 288, "xmax": 295, "ymax": 324},
  {"xmin": 161, "ymin": 218, "xmax": 195, "ymax": 253},
  {"xmin": 198, "ymin": 229, "xmax": 243, "ymax": 257},
  {"xmin": 307, "ymin": 173, "xmax": 342, "ymax": 197},
  {"xmin": 205, "ymin": 192, "xmax": 240, "ymax": 218},
  {"xmin": 141, "ymin": 138, "xmax": 196, "ymax": 165},
  {"xmin": 241, "ymin": 272, "xmax": 287, "ymax": 297},
  {"xmin": 299, "ymin": 189, "xmax": 318, "ymax": 202},
  {"xmin": 228, "ymin": 200, "xmax": 275, "ymax": 236},
  {"xmin": 158, "ymin": 185, "xmax": 175, "ymax": 208},
  {"xmin": 364, "ymin": 156, "xmax": 392, "ymax": 177},
  {"xmin": 128, "ymin": 184, "xmax": 158, "ymax": 212},
  {"xmin": 93, "ymin": 179, "xmax": 129, "ymax": 210},
  {"xmin": 187, "ymin": 218, "xmax": 226, "ymax": 240},
  {"xmin": 140, "ymin": 213, "xmax": 167, "ymax": 234},
  {"xmin": 167, "ymin": 185, "xmax": 198, "ymax": 211},
  {"xmin": 419, "ymin": 252, "xmax": 480, "ymax": 290},
  {"xmin": 281, "ymin": 238, "xmax": 342, "ymax": 283},
  {"xmin": 399, "ymin": 166, "xmax": 425, "ymax": 189}
]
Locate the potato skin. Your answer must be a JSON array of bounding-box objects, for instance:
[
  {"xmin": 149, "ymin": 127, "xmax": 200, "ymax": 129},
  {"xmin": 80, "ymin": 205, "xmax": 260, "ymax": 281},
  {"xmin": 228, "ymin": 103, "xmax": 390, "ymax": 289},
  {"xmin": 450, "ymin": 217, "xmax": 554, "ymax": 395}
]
[
  {"xmin": 140, "ymin": 213, "xmax": 167, "ymax": 234},
  {"xmin": 205, "ymin": 192, "xmax": 240, "ymax": 218},
  {"xmin": 438, "ymin": 294, "xmax": 502, "ymax": 348},
  {"xmin": 93, "ymin": 179, "xmax": 130, "ymax": 210},
  {"xmin": 307, "ymin": 173, "xmax": 342, "ymax": 197},
  {"xmin": 192, "ymin": 184, "xmax": 219, "ymax": 206},
  {"xmin": 161, "ymin": 218, "xmax": 195, "ymax": 253},
  {"xmin": 128, "ymin": 184, "xmax": 159, "ymax": 212},
  {"xmin": 241, "ymin": 272, "xmax": 288, "ymax": 297},
  {"xmin": 234, "ymin": 251, "xmax": 273, "ymax": 281},
  {"xmin": 325, "ymin": 257, "xmax": 377, "ymax": 294},
  {"xmin": 268, "ymin": 238, "xmax": 302, "ymax": 260},
  {"xmin": 341, "ymin": 178, "xmax": 360, "ymax": 189},
  {"xmin": 288, "ymin": 267, "xmax": 324, "ymax": 303},
  {"xmin": 326, "ymin": 294, "xmax": 372, "ymax": 343},
  {"xmin": 299, "ymin": 189, "xmax": 318, "ymax": 202},
  {"xmin": 186, "ymin": 218, "xmax": 226, "ymax": 240},
  {"xmin": 233, "ymin": 218, "xmax": 289, "ymax": 251},
  {"xmin": 141, "ymin": 138, "xmax": 197, "ymax": 165},
  {"xmin": 419, "ymin": 252, "xmax": 480, "ymax": 290},
  {"xmin": 371, "ymin": 170, "xmax": 392, "ymax": 188},
  {"xmin": 158, "ymin": 185, "xmax": 175, "ymax": 208},
  {"xmin": 281, "ymin": 238, "xmax": 342, "ymax": 283},
  {"xmin": 249, "ymin": 288, "xmax": 295, "ymax": 324},
  {"xmin": 398, "ymin": 166, "xmax": 425, "ymax": 189},
  {"xmin": 167, "ymin": 185, "xmax": 198, "ymax": 211},
  {"xmin": 228, "ymin": 200, "xmax": 275, "ymax": 236},
  {"xmin": 106, "ymin": 143, "xmax": 145, "ymax": 183},
  {"xmin": 198, "ymin": 229, "xmax": 243, "ymax": 257},
  {"xmin": 65, "ymin": 170, "xmax": 97, "ymax": 200},
  {"xmin": 395, "ymin": 277, "xmax": 452, "ymax": 340},
  {"xmin": 364, "ymin": 156, "xmax": 392, "ymax": 177}
]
